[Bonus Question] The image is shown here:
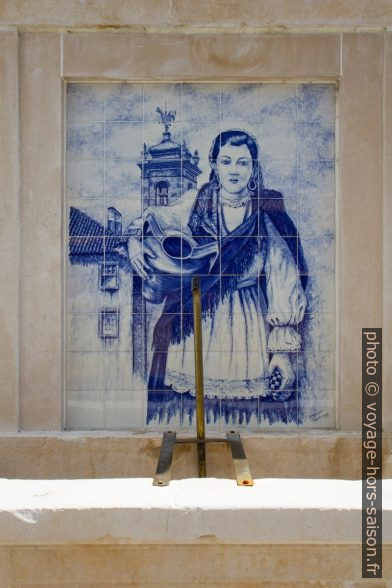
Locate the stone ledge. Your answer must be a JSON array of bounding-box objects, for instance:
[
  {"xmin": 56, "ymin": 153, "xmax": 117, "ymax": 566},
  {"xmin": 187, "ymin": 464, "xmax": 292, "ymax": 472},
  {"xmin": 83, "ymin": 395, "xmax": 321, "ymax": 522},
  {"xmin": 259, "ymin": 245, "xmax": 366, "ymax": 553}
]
[
  {"xmin": 2, "ymin": 431, "xmax": 391, "ymax": 480},
  {"xmin": 1, "ymin": 478, "xmax": 391, "ymax": 545},
  {"xmin": 1, "ymin": 0, "xmax": 392, "ymax": 29}
]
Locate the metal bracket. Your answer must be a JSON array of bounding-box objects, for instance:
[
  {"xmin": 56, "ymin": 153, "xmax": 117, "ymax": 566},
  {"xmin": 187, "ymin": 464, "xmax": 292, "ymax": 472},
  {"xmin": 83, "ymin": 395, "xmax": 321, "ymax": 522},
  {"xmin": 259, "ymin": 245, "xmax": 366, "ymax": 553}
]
[
  {"xmin": 153, "ymin": 431, "xmax": 177, "ymax": 486},
  {"xmin": 226, "ymin": 431, "xmax": 254, "ymax": 486},
  {"xmin": 153, "ymin": 431, "xmax": 253, "ymax": 487}
]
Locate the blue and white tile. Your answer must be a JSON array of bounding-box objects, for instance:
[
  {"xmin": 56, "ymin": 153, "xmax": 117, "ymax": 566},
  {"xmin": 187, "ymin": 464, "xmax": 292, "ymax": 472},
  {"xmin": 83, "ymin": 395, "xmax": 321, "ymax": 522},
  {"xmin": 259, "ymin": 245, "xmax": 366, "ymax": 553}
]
[
  {"xmin": 172, "ymin": 350, "xmax": 225, "ymax": 384},
  {"xmin": 300, "ymin": 389, "xmax": 335, "ymax": 428},
  {"xmin": 102, "ymin": 272, "xmax": 134, "ymax": 316},
  {"xmin": 255, "ymin": 197, "xmax": 298, "ymax": 237},
  {"xmin": 143, "ymin": 120, "xmax": 181, "ymax": 147},
  {"xmin": 67, "ymin": 236, "xmax": 105, "ymax": 261},
  {"xmin": 179, "ymin": 394, "xmax": 221, "ymax": 431},
  {"xmin": 263, "ymin": 315, "xmax": 302, "ymax": 340},
  {"xmin": 103, "ymin": 197, "xmax": 142, "ymax": 234},
  {"xmin": 104, "ymin": 389, "xmax": 143, "ymax": 429},
  {"xmin": 100, "ymin": 312, "xmax": 124, "ymax": 354},
  {"xmin": 303, "ymin": 313, "xmax": 335, "ymax": 353},
  {"xmin": 104, "ymin": 351, "xmax": 136, "ymax": 391},
  {"xmin": 298, "ymin": 84, "xmax": 336, "ymax": 123},
  {"xmin": 298, "ymin": 197, "xmax": 335, "ymax": 237},
  {"xmin": 219, "ymin": 120, "xmax": 259, "ymax": 147},
  {"xmin": 67, "ymin": 123, "xmax": 104, "ymax": 159},
  {"xmin": 66, "ymin": 159, "xmax": 104, "ymax": 198},
  {"xmin": 224, "ymin": 351, "xmax": 266, "ymax": 387},
  {"xmin": 143, "ymin": 83, "xmax": 182, "ymax": 123},
  {"xmin": 182, "ymin": 158, "xmax": 214, "ymax": 193},
  {"xmin": 145, "ymin": 315, "xmax": 180, "ymax": 354},
  {"xmin": 181, "ymin": 83, "xmax": 220, "ymax": 122},
  {"xmin": 259, "ymin": 394, "xmax": 299, "ymax": 428},
  {"xmin": 180, "ymin": 199, "xmax": 199, "ymax": 229},
  {"xmin": 67, "ymin": 262, "xmax": 106, "ymax": 314},
  {"xmin": 181, "ymin": 122, "xmax": 222, "ymax": 166},
  {"xmin": 105, "ymin": 160, "xmax": 142, "ymax": 199},
  {"xmin": 301, "ymin": 351, "xmax": 336, "ymax": 390},
  {"xmin": 67, "ymin": 83, "xmax": 106, "ymax": 123},
  {"xmin": 297, "ymin": 122, "xmax": 335, "ymax": 163},
  {"xmin": 67, "ymin": 313, "xmax": 106, "ymax": 353},
  {"xmin": 220, "ymin": 84, "xmax": 259, "ymax": 123},
  {"xmin": 265, "ymin": 234, "xmax": 300, "ymax": 267},
  {"xmin": 105, "ymin": 122, "xmax": 143, "ymax": 161},
  {"xmin": 257, "ymin": 122, "xmax": 297, "ymax": 162},
  {"xmin": 220, "ymin": 398, "xmax": 259, "ymax": 430},
  {"xmin": 105, "ymin": 83, "xmax": 143, "ymax": 122},
  {"xmin": 262, "ymin": 159, "xmax": 297, "ymax": 198},
  {"xmin": 146, "ymin": 389, "xmax": 182, "ymax": 430},
  {"xmin": 304, "ymin": 271, "xmax": 335, "ymax": 314},
  {"xmin": 259, "ymin": 84, "xmax": 298, "ymax": 122},
  {"xmin": 67, "ymin": 199, "xmax": 105, "ymax": 232},
  {"xmin": 144, "ymin": 301, "xmax": 165, "ymax": 330},
  {"xmin": 298, "ymin": 160, "xmax": 335, "ymax": 196},
  {"xmin": 283, "ymin": 197, "xmax": 298, "ymax": 229},
  {"xmin": 129, "ymin": 311, "xmax": 145, "ymax": 352},
  {"xmin": 219, "ymin": 238, "xmax": 260, "ymax": 273},
  {"xmin": 66, "ymin": 260, "xmax": 98, "ymax": 315},
  {"xmin": 181, "ymin": 275, "xmax": 215, "ymax": 314},
  {"xmin": 180, "ymin": 186, "xmax": 199, "ymax": 213},
  {"xmin": 66, "ymin": 390, "xmax": 105, "ymax": 429},
  {"xmin": 203, "ymin": 398, "xmax": 222, "ymax": 432},
  {"xmin": 301, "ymin": 236, "xmax": 335, "ymax": 273},
  {"xmin": 67, "ymin": 351, "xmax": 105, "ymax": 391},
  {"xmin": 102, "ymin": 311, "xmax": 134, "ymax": 353}
]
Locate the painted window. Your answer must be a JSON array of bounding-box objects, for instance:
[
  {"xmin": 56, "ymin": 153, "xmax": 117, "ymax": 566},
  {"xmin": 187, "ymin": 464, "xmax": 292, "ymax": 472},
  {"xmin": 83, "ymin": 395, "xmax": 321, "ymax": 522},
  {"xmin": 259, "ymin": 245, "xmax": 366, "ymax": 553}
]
[
  {"xmin": 99, "ymin": 263, "xmax": 119, "ymax": 291},
  {"xmin": 99, "ymin": 308, "xmax": 119, "ymax": 339},
  {"xmin": 155, "ymin": 180, "xmax": 169, "ymax": 205}
]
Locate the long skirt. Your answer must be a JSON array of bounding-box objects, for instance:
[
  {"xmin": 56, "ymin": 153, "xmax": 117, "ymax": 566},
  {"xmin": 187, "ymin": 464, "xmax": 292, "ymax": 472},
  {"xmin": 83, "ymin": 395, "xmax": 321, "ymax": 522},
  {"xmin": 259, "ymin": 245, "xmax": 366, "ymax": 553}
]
[{"xmin": 165, "ymin": 284, "xmax": 271, "ymax": 399}]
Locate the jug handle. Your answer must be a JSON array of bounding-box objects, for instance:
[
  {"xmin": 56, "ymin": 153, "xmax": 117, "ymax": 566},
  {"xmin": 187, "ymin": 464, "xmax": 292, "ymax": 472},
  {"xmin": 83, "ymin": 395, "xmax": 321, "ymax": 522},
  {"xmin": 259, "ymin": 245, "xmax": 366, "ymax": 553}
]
[
  {"xmin": 143, "ymin": 213, "xmax": 166, "ymax": 242},
  {"xmin": 191, "ymin": 241, "xmax": 219, "ymax": 260}
]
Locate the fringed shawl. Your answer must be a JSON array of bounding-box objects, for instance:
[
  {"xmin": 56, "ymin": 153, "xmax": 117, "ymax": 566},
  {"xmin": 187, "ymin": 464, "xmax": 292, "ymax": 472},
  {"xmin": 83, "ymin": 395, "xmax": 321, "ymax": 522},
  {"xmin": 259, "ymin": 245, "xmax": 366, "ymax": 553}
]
[
  {"xmin": 188, "ymin": 182, "xmax": 308, "ymax": 280},
  {"xmin": 152, "ymin": 182, "xmax": 308, "ymax": 350}
]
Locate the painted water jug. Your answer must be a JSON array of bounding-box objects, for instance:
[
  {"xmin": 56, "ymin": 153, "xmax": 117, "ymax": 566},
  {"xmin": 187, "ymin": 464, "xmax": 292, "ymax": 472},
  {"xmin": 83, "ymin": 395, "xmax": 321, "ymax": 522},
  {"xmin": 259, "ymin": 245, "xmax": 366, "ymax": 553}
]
[{"xmin": 141, "ymin": 213, "xmax": 218, "ymax": 304}]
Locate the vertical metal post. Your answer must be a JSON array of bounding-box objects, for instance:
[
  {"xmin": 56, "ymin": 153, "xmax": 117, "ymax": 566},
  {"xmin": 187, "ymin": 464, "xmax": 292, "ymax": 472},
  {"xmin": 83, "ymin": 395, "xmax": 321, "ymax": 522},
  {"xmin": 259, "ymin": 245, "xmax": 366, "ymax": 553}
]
[{"xmin": 192, "ymin": 276, "xmax": 207, "ymax": 477}]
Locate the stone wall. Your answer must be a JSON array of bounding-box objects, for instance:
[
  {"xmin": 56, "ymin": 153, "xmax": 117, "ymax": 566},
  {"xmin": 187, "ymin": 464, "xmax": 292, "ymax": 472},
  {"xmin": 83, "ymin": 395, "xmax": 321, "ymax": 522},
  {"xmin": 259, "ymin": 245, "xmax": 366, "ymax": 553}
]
[
  {"xmin": 1, "ymin": 0, "xmax": 392, "ymax": 29},
  {"xmin": 0, "ymin": 3, "xmax": 391, "ymax": 584},
  {"xmin": 0, "ymin": 21, "xmax": 389, "ymax": 434}
]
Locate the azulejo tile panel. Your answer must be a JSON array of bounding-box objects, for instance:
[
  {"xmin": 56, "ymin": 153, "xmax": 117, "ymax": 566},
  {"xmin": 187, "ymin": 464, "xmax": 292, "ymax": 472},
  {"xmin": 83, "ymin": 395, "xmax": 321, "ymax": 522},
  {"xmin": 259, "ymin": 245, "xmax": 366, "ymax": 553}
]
[{"xmin": 66, "ymin": 82, "xmax": 337, "ymax": 431}]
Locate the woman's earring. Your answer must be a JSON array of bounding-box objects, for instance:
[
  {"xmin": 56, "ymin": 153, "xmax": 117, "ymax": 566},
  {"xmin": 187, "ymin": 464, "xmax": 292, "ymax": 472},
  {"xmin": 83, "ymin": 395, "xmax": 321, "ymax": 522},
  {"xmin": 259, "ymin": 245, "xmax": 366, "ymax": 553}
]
[
  {"xmin": 247, "ymin": 177, "xmax": 257, "ymax": 191},
  {"xmin": 211, "ymin": 176, "xmax": 221, "ymax": 190}
]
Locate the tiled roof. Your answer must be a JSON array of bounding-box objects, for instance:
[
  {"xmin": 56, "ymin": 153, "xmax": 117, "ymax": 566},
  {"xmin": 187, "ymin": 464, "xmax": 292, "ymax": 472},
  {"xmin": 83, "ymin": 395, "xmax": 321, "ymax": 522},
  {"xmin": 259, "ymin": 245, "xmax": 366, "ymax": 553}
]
[
  {"xmin": 69, "ymin": 207, "xmax": 128, "ymax": 256},
  {"xmin": 69, "ymin": 206, "xmax": 104, "ymax": 237}
]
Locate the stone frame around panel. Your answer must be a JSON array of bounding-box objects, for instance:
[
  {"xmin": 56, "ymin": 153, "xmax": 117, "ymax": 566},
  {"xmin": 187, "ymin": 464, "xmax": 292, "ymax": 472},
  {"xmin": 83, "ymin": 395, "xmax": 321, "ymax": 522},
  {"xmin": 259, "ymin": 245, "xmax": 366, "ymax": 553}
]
[{"xmin": 3, "ymin": 31, "xmax": 385, "ymax": 432}]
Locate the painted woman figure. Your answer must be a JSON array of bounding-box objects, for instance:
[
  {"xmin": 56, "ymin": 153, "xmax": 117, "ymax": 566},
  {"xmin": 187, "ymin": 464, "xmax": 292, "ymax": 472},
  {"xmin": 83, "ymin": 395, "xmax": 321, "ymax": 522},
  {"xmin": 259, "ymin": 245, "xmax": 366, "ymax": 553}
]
[{"xmin": 128, "ymin": 129, "xmax": 308, "ymax": 404}]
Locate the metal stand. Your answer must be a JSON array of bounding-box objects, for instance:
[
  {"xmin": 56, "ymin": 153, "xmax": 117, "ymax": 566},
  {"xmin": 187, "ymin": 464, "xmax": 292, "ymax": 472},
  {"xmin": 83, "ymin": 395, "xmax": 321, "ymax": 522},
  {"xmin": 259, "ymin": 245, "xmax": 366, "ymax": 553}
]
[{"xmin": 153, "ymin": 277, "xmax": 253, "ymax": 487}]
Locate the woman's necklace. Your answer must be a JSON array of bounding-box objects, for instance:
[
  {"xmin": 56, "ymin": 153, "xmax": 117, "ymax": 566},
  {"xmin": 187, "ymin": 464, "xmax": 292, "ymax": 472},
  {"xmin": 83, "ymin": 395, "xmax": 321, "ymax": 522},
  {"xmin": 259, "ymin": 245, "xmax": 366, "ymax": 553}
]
[
  {"xmin": 220, "ymin": 197, "xmax": 252, "ymax": 234},
  {"xmin": 220, "ymin": 193, "xmax": 251, "ymax": 208}
]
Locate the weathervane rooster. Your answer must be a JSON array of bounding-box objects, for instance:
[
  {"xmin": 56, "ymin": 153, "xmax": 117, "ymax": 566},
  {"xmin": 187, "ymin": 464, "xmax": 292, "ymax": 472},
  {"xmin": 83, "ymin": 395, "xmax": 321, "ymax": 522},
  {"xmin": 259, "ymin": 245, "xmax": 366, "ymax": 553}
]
[{"xmin": 156, "ymin": 106, "xmax": 176, "ymax": 132}]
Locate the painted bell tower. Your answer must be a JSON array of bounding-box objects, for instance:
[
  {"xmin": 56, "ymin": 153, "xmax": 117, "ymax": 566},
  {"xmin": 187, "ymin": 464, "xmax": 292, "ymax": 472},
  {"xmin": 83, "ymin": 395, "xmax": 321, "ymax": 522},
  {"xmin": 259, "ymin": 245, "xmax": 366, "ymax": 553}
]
[{"xmin": 138, "ymin": 107, "xmax": 201, "ymax": 209}]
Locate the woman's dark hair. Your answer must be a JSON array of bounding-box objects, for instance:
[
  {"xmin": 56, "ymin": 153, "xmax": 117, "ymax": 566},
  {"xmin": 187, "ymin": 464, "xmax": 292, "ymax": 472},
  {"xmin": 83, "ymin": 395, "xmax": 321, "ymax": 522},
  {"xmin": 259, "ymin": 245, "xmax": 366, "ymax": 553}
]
[{"xmin": 208, "ymin": 129, "xmax": 264, "ymax": 190}]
